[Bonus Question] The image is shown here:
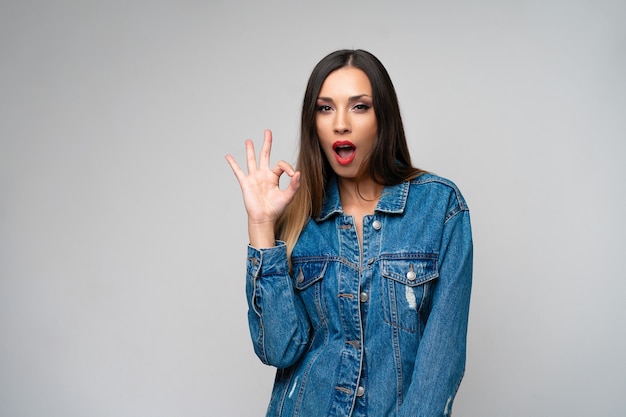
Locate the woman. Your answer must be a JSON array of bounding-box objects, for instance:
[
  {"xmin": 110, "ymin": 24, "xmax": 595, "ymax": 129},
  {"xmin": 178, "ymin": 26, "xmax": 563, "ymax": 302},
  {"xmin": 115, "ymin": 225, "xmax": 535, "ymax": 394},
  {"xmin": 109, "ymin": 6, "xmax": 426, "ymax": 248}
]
[{"xmin": 225, "ymin": 49, "xmax": 472, "ymax": 417}]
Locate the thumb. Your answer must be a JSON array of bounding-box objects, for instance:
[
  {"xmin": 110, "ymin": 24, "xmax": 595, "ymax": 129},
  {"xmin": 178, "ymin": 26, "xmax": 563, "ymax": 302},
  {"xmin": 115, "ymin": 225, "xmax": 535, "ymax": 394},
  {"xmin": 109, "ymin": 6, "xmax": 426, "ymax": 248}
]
[{"xmin": 283, "ymin": 171, "xmax": 301, "ymax": 202}]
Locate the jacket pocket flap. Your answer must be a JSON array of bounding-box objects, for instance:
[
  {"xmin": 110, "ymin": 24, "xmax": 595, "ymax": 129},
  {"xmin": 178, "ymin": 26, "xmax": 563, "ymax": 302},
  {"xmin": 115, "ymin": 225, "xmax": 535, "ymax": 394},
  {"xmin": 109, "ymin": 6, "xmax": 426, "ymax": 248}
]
[
  {"xmin": 293, "ymin": 260, "xmax": 328, "ymax": 290},
  {"xmin": 382, "ymin": 258, "xmax": 438, "ymax": 286}
]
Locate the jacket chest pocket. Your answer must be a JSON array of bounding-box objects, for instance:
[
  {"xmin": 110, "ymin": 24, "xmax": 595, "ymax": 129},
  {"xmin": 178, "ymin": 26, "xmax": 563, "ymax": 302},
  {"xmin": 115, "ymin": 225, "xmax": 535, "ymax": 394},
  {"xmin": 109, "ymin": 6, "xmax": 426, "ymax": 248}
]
[
  {"xmin": 381, "ymin": 257, "xmax": 438, "ymax": 333},
  {"xmin": 293, "ymin": 259, "xmax": 329, "ymax": 328}
]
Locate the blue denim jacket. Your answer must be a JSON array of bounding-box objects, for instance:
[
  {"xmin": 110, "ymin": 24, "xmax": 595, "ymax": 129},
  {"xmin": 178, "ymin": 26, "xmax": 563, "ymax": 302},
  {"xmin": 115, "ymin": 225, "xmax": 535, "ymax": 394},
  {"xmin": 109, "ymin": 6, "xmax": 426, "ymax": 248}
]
[{"xmin": 245, "ymin": 173, "xmax": 473, "ymax": 417}]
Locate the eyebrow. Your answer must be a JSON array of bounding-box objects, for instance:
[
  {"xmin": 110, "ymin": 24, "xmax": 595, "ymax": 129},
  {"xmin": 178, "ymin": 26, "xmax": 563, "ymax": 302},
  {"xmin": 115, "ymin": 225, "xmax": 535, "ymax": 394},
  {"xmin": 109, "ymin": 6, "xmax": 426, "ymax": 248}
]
[{"xmin": 317, "ymin": 94, "xmax": 372, "ymax": 102}]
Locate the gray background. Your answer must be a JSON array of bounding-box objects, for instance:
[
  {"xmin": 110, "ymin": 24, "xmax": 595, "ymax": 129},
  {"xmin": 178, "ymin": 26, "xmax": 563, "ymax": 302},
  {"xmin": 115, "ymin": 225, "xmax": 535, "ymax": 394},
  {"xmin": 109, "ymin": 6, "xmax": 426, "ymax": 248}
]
[{"xmin": 1, "ymin": 1, "xmax": 625, "ymax": 416}]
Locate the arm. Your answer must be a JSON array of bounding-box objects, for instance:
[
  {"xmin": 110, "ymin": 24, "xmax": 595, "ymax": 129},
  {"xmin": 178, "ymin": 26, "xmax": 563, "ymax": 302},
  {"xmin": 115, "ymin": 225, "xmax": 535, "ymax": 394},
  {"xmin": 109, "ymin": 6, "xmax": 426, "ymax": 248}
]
[
  {"xmin": 226, "ymin": 130, "xmax": 308, "ymax": 367},
  {"xmin": 246, "ymin": 242, "xmax": 311, "ymax": 368},
  {"xmin": 399, "ymin": 208, "xmax": 473, "ymax": 417}
]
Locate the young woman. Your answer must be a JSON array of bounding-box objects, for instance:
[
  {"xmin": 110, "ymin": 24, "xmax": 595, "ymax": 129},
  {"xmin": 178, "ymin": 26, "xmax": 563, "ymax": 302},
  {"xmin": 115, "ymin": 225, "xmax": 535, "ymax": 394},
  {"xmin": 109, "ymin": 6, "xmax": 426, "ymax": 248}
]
[{"xmin": 225, "ymin": 49, "xmax": 473, "ymax": 417}]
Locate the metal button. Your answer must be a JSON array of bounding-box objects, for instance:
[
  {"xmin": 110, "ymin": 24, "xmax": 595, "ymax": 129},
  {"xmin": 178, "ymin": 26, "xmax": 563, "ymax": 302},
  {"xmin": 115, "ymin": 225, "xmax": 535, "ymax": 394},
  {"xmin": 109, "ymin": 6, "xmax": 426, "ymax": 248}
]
[
  {"xmin": 356, "ymin": 386, "xmax": 365, "ymax": 397},
  {"xmin": 359, "ymin": 292, "xmax": 369, "ymax": 302},
  {"xmin": 297, "ymin": 268, "xmax": 304, "ymax": 283},
  {"xmin": 372, "ymin": 220, "xmax": 382, "ymax": 230},
  {"xmin": 406, "ymin": 270, "xmax": 416, "ymax": 281}
]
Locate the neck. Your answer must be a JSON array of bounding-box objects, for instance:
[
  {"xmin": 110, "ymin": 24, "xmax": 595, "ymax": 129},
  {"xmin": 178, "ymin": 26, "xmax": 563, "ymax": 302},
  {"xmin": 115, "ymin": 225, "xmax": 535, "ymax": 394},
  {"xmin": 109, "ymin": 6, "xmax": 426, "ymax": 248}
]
[{"xmin": 337, "ymin": 176, "xmax": 383, "ymax": 207}]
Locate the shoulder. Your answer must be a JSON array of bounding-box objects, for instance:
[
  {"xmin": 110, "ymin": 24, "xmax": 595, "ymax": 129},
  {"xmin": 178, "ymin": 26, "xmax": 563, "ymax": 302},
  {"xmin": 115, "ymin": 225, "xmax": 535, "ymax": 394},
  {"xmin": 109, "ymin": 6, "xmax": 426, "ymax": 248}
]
[{"xmin": 407, "ymin": 173, "xmax": 469, "ymax": 219}]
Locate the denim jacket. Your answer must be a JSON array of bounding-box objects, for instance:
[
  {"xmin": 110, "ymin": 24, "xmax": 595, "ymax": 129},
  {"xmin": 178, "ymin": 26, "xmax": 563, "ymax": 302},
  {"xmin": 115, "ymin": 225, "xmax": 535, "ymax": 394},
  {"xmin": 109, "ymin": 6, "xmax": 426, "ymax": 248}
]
[{"xmin": 245, "ymin": 173, "xmax": 473, "ymax": 417}]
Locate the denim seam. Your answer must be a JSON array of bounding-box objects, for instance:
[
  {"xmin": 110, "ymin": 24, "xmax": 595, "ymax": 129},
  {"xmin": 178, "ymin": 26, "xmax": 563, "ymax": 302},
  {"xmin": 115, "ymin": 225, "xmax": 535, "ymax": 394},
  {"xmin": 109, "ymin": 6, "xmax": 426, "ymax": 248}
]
[
  {"xmin": 255, "ymin": 250, "xmax": 268, "ymax": 364},
  {"xmin": 293, "ymin": 318, "xmax": 330, "ymax": 416}
]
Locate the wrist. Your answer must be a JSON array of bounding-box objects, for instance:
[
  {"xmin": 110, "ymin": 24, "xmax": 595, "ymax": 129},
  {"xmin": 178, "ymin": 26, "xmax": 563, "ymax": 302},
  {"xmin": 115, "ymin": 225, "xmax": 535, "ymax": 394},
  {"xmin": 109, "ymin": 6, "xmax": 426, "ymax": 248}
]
[{"xmin": 248, "ymin": 219, "xmax": 276, "ymax": 249}]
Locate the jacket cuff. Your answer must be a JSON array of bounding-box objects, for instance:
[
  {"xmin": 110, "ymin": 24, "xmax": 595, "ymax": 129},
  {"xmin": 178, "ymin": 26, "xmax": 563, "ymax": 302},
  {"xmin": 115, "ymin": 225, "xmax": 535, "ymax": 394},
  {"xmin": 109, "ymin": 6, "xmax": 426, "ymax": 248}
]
[{"xmin": 247, "ymin": 241, "xmax": 289, "ymax": 278}]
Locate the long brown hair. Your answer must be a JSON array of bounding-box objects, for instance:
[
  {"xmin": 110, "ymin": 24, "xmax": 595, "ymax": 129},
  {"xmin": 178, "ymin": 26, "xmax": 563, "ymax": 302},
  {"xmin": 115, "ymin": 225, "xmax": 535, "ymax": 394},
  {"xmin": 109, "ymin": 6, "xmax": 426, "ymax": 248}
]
[{"xmin": 277, "ymin": 49, "xmax": 424, "ymax": 258}]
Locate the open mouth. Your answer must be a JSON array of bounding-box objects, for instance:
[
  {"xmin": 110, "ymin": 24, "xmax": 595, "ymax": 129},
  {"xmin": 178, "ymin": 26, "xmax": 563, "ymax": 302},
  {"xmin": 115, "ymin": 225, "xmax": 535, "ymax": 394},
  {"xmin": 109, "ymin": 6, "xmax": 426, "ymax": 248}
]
[{"xmin": 332, "ymin": 141, "xmax": 356, "ymax": 165}]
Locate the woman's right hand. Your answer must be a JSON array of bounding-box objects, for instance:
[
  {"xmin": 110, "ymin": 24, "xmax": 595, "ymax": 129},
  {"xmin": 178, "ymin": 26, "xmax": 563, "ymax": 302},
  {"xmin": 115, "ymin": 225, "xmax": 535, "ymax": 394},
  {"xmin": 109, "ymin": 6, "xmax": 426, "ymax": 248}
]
[{"xmin": 225, "ymin": 129, "xmax": 300, "ymax": 248}]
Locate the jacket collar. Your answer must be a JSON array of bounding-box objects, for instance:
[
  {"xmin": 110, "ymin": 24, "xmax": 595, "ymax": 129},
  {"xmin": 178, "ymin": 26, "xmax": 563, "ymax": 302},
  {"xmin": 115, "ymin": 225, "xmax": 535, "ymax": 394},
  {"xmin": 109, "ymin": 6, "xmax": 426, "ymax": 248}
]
[{"xmin": 316, "ymin": 175, "xmax": 409, "ymax": 222}]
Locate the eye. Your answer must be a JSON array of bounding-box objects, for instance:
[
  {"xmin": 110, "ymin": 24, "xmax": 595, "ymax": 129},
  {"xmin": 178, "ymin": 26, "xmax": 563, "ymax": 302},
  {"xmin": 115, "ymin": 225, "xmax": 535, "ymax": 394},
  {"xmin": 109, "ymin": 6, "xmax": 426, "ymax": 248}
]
[
  {"xmin": 317, "ymin": 104, "xmax": 333, "ymax": 113},
  {"xmin": 353, "ymin": 103, "xmax": 371, "ymax": 112}
]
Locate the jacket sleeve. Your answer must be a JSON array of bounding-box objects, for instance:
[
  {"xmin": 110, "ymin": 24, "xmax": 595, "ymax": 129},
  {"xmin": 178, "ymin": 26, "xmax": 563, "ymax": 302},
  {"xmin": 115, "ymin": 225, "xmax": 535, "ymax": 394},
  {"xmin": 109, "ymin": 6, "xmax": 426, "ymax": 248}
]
[
  {"xmin": 399, "ymin": 205, "xmax": 473, "ymax": 417},
  {"xmin": 245, "ymin": 241, "xmax": 311, "ymax": 369}
]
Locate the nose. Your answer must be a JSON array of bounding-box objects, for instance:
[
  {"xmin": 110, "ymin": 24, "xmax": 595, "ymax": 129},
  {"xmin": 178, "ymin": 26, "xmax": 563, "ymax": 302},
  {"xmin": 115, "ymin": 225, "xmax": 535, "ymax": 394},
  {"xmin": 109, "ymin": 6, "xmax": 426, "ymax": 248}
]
[{"xmin": 333, "ymin": 109, "xmax": 351, "ymax": 134}]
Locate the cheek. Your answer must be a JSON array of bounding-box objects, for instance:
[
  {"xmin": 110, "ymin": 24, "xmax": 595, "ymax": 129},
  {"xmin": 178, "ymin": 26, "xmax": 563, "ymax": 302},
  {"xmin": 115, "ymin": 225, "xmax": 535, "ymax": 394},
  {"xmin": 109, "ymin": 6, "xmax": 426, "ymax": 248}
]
[
  {"xmin": 315, "ymin": 120, "xmax": 334, "ymax": 147},
  {"xmin": 357, "ymin": 117, "xmax": 378, "ymax": 138},
  {"xmin": 315, "ymin": 117, "xmax": 330, "ymax": 135},
  {"xmin": 367, "ymin": 114, "xmax": 378, "ymax": 130}
]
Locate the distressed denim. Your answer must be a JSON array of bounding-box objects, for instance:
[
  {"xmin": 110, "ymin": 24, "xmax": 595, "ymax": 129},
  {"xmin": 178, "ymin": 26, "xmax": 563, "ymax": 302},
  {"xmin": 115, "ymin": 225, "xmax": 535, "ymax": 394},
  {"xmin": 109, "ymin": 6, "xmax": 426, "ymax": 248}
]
[{"xmin": 246, "ymin": 174, "xmax": 473, "ymax": 417}]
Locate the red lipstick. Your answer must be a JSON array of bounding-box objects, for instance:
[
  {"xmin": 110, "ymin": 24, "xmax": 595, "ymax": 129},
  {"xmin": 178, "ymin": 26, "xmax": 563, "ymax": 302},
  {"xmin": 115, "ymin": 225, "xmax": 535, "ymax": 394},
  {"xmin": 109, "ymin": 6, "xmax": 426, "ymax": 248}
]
[{"xmin": 332, "ymin": 141, "xmax": 356, "ymax": 165}]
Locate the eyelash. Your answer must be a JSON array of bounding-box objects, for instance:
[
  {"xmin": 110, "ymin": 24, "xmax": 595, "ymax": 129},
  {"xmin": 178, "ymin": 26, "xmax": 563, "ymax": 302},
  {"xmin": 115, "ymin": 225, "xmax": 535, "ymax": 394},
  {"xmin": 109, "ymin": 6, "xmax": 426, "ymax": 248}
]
[{"xmin": 316, "ymin": 104, "xmax": 371, "ymax": 112}]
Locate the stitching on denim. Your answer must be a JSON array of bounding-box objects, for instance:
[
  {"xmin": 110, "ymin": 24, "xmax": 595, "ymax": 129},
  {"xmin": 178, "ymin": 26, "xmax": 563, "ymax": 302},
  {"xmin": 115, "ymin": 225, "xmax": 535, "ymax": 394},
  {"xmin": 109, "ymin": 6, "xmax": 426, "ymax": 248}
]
[{"xmin": 292, "ymin": 317, "xmax": 330, "ymax": 415}]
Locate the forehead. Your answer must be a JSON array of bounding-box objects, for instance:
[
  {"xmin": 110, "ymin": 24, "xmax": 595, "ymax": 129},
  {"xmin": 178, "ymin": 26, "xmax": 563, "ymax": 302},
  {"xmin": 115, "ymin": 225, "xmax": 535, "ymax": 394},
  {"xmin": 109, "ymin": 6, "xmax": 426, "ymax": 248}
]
[{"xmin": 319, "ymin": 67, "xmax": 372, "ymax": 96}]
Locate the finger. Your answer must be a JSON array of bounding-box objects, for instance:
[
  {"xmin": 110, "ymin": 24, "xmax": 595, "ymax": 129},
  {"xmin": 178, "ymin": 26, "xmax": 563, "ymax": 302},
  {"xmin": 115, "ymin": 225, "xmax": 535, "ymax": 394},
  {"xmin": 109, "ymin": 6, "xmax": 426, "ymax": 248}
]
[
  {"xmin": 283, "ymin": 171, "xmax": 301, "ymax": 201},
  {"xmin": 225, "ymin": 154, "xmax": 247, "ymax": 182},
  {"xmin": 245, "ymin": 139, "xmax": 257, "ymax": 173},
  {"xmin": 258, "ymin": 129, "xmax": 273, "ymax": 169},
  {"xmin": 272, "ymin": 160, "xmax": 296, "ymax": 177}
]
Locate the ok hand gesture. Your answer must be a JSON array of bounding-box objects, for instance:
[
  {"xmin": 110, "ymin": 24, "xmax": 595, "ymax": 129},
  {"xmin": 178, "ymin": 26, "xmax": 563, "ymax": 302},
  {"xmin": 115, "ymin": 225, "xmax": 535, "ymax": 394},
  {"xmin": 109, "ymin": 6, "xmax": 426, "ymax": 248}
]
[{"xmin": 225, "ymin": 129, "xmax": 301, "ymax": 248}]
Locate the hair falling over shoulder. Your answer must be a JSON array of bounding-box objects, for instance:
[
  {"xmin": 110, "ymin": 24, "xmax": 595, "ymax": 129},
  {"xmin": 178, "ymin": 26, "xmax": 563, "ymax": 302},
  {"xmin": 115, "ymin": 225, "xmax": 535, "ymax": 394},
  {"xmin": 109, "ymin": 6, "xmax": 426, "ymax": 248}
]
[{"xmin": 277, "ymin": 49, "xmax": 425, "ymax": 261}]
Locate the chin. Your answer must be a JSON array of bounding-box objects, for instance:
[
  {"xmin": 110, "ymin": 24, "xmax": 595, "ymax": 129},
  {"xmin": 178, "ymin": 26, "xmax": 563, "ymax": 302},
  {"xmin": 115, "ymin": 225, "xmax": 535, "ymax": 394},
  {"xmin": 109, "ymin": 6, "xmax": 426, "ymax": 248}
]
[{"xmin": 333, "ymin": 168, "xmax": 360, "ymax": 179}]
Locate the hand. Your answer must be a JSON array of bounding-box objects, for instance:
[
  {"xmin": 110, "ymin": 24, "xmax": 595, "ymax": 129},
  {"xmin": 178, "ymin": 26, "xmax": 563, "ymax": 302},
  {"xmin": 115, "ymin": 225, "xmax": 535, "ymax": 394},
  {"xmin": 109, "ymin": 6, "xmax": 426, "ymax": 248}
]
[{"xmin": 225, "ymin": 130, "xmax": 301, "ymax": 247}]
